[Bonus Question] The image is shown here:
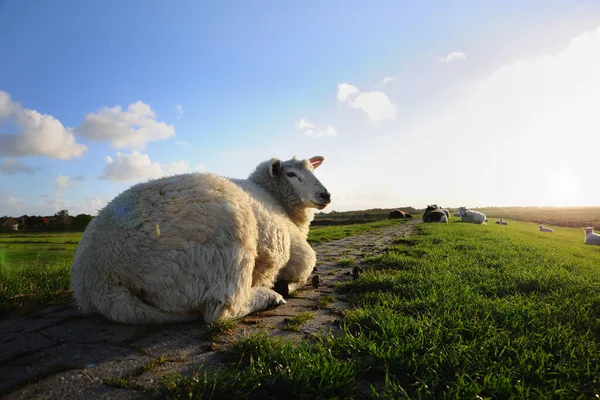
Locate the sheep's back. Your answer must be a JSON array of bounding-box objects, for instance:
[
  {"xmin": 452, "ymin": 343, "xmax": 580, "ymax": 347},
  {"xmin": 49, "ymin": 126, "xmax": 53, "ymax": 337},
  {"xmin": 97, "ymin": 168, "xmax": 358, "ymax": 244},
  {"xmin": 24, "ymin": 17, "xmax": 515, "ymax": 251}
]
[{"xmin": 74, "ymin": 173, "xmax": 259, "ymax": 273}]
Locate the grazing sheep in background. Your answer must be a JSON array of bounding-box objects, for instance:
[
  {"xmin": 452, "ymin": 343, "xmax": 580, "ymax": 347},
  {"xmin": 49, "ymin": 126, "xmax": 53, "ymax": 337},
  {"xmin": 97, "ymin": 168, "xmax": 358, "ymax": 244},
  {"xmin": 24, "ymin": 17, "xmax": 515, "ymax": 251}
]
[
  {"xmin": 71, "ymin": 155, "xmax": 331, "ymax": 325},
  {"xmin": 582, "ymin": 227, "xmax": 600, "ymax": 245},
  {"xmin": 539, "ymin": 225, "xmax": 554, "ymax": 233},
  {"xmin": 495, "ymin": 219, "xmax": 509, "ymax": 225},
  {"xmin": 453, "ymin": 212, "xmax": 461, "ymax": 217},
  {"xmin": 423, "ymin": 205, "xmax": 448, "ymax": 223},
  {"xmin": 389, "ymin": 210, "xmax": 407, "ymax": 219},
  {"xmin": 459, "ymin": 207, "xmax": 487, "ymax": 224},
  {"xmin": 405, "ymin": 213, "xmax": 413, "ymax": 219}
]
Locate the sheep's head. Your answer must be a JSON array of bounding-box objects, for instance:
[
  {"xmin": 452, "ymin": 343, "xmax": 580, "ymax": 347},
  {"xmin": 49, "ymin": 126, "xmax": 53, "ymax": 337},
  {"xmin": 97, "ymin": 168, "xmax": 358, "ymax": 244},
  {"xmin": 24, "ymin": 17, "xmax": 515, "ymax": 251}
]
[
  {"xmin": 582, "ymin": 227, "xmax": 594, "ymax": 236},
  {"xmin": 459, "ymin": 207, "xmax": 467, "ymax": 215},
  {"xmin": 268, "ymin": 156, "xmax": 331, "ymax": 210}
]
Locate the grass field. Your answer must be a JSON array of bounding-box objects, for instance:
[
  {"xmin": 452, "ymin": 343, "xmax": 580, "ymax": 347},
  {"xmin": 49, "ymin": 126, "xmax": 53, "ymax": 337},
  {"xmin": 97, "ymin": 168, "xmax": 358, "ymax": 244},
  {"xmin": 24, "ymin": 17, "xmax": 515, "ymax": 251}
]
[
  {"xmin": 0, "ymin": 219, "xmax": 405, "ymax": 310},
  {"xmin": 0, "ymin": 232, "xmax": 80, "ymax": 310},
  {"xmin": 4, "ymin": 213, "xmax": 600, "ymax": 396},
  {"xmin": 160, "ymin": 220, "xmax": 600, "ymax": 399}
]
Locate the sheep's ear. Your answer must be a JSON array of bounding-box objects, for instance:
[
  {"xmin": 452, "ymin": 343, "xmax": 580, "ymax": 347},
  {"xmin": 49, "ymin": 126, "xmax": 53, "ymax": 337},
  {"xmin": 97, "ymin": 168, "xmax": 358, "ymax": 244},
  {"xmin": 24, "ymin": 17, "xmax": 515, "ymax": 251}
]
[
  {"xmin": 269, "ymin": 159, "xmax": 282, "ymax": 178},
  {"xmin": 309, "ymin": 156, "xmax": 324, "ymax": 169}
]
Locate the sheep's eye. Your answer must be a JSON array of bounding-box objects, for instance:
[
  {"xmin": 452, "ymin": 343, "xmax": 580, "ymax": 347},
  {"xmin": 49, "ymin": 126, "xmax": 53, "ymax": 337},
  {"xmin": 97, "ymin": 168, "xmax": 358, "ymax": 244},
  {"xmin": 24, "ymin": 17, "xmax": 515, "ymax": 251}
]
[{"xmin": 286, "ymin": 172, "xmax": 297, "ymax": 178}]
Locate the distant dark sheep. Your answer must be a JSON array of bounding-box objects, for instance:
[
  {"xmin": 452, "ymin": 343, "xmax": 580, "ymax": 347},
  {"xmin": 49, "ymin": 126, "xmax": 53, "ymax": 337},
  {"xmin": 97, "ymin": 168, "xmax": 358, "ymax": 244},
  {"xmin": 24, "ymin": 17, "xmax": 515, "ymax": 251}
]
[
  {"xmin": 389, "ymin": 210, "xmax": 407, "ymax": 219},
  {"xmin": 405, "ymin": 213, "xmax": 413, "ymax": 219},
  {"xmin": 423, "ymin": 205, "xmax": 448, "ymax": 223}
]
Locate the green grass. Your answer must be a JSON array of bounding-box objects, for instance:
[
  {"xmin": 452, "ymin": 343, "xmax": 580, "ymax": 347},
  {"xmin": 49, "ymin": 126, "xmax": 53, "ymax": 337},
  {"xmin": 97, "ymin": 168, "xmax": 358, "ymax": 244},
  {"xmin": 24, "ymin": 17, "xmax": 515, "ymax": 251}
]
[
  {"xmin": 158, "ymin": 334, "xmax": 358, "ymax": 400},
  {"xmin": 308, "ymin": 219, "xmax": 408, "ymax": 245},
  {"xmin": 0, "ymin": 232, "xmax": 81, "ymax": 267},
  {"xmin": 284, "ymin": 312, "xmax": 314, "ymax": 331},
  {"xmin": 0, "ymin": 232, "xmax": 81, "ymax": 309},
  {"xmin": 316, "ymin": 294, "xmax": 336, "ymax": 309},
  {"xmin": 336, "ymin": 256, "xmax": 356, "ymax": 266},
  {"xmin": 161, "ymin": 219, "xmax": 600, "ymax": 399},
  {"xmin": 204, "ymin": 319, "xmax": 238, "ymax": 340}
]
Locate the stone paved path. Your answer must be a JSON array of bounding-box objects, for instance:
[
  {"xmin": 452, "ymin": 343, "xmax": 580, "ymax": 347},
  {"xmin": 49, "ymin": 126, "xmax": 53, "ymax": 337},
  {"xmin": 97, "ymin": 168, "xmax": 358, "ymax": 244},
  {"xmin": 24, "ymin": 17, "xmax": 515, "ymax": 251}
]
[{"xmin": 0, "ymin": 220, "xmax": 418, "ymax": 399}]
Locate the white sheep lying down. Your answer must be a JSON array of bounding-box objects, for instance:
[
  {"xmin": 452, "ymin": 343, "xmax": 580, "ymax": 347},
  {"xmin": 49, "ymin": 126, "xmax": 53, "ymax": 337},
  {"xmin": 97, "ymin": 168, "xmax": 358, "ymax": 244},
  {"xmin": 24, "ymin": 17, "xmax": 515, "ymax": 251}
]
[
  {"xmin": 459, "ymin": 207, "xmax": 487, "ymax": 224},
  {"xmin": 71, "ymin": 156, "xmax": 331, "ymax": 325},
  {"xmin": 495, "ymin": 219, "xmax": 509, "ymax": 226},
  {"xmin": 539, "ymin": 225, "xmax": 554, "ymax": 233},
  {"xmin": 582, "ymin": 227, "xmax": 600, "ymax": 245}
]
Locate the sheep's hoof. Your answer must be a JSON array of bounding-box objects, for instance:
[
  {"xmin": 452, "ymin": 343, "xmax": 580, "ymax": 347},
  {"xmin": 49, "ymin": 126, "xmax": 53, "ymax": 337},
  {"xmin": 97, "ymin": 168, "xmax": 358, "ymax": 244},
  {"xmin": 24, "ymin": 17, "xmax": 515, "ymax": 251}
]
[
  {"xmin": 312, "ymin": 274, "xmax": 321, "ymax": 289},
  {"xmin": 274, "ymin": 280, "xmax": 290, "ymax": 297},
  {"xmin": 277, "ymin": 297, "xmax": 287, "ymax": 306},
  {"xmin": 352, "ymin": 266, "xmax": 364, "ymax": 281}
]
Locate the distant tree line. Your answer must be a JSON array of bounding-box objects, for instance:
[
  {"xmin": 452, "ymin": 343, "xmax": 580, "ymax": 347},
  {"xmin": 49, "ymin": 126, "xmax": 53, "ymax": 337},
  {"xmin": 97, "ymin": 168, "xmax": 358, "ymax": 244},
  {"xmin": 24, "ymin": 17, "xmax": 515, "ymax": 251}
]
[{"xmin": 0, "ymin": 210, "xmax": 94, "ymax": 233}]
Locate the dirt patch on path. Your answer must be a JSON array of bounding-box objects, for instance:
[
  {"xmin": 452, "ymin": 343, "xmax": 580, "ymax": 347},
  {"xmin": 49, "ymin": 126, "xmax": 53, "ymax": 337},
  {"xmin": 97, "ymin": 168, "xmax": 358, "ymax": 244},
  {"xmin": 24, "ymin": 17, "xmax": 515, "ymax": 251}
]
[{"xmin": 0, "ymin": 220, "xmax": 418, "ymax": 399}]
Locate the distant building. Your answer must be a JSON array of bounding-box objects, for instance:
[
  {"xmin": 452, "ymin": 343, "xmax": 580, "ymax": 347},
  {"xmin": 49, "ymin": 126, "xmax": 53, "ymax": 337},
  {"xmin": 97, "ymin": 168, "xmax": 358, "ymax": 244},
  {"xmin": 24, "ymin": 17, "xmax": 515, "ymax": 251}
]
[{"xmin": 2, "ymin": 218, "xmax": 19, "ymax": 231}]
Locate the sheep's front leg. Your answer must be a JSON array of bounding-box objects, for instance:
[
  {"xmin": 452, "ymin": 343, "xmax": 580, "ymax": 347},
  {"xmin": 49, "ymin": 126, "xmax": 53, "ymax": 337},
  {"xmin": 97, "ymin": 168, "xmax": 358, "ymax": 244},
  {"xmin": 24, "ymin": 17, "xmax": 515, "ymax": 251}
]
[
  {"xmin": 275, "ymin": 238, "xmax": 316, "ymax": 296},
  {"xmin": 204, "ymin": 287, "xmax": 286, "ymax": 323}
]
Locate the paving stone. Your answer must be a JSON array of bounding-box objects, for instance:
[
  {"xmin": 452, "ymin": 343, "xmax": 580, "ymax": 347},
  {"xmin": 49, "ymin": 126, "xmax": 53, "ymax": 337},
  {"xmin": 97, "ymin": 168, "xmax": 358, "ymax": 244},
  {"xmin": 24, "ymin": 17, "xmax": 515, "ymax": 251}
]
[
  {"xmin": 130, "ymin": 351, "xmax": 226, "ymax": 391},
  {"xmin": 0, "ymin": 316, "xmax": 68, "ymax": 337},
  {"xmin": 38, "ymin": 317, "xmax": 148, "ymax": 344},
  {"xmin": 130, "ymin": 328, "xmax": 212, "ymax": 359},
  {"xmin": 1, "ymin": 342, "xmax": 151, "ymax": 394},
  {"xmin": 0, "ymin": 332, "xmax": 57, "ymax": 365},
  {"xmin": 0, "ymin": 219, "xmax": 418, "ymax": 398}
]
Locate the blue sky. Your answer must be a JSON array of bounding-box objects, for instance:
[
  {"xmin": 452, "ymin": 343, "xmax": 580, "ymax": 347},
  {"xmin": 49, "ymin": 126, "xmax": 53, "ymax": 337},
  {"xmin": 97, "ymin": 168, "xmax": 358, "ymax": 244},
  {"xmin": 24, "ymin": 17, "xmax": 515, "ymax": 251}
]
[{"xmin": 1, "ymin": 0, "xmax": 600, "ymax": 216}]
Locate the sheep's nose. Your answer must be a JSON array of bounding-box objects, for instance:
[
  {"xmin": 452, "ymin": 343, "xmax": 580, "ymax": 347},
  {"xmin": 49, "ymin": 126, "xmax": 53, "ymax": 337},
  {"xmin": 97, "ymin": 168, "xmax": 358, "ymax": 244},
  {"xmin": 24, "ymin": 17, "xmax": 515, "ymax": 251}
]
[{"xmin": 319, "ymin": 191, "xmax": 331, "ymax": 202}]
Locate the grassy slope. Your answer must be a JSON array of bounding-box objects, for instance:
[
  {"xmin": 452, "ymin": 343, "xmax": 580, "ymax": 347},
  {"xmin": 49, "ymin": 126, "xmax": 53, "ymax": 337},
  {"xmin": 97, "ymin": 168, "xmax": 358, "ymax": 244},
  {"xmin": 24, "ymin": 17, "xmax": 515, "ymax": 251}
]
[
  {"xmin": 474, "ymin": 206, "xmax": 600, "ymax": 230},
  {"xmin": 161, "ymin": 220, "xmax": 600, "ymax": 399}
]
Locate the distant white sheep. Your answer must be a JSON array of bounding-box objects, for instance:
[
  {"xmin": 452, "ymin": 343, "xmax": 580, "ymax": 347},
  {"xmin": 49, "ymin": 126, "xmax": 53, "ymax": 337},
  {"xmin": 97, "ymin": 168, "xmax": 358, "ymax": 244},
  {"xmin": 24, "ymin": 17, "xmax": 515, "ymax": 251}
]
[
  {"xmin": 539, "ymin": 225, "xmax": 554, "ymax": 233},
  {"xmin": 71, "ymin": 156, "xmax": 331, "ymax": 324},
  {"xmin": 459, "ymin": 207, "xmax": 487, "ymax": 225},
  {"xmin": 495, "ymin": 219, "xmax": 509, "ymax": 226},
  {"xmin": 582, "ymin": 227, "xmax": 600, "ymax": 245},
  {"xmin": 453, "ymin": 212, "xmax": 461, "ymax": 217}
]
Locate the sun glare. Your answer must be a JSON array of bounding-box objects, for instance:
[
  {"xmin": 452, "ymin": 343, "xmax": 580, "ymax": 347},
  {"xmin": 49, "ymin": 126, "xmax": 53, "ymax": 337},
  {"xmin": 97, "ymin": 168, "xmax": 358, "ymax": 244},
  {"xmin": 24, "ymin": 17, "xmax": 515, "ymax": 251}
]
[{"xmin": 548, "ymin": 171, "xmax": 579, "ymax": 207}]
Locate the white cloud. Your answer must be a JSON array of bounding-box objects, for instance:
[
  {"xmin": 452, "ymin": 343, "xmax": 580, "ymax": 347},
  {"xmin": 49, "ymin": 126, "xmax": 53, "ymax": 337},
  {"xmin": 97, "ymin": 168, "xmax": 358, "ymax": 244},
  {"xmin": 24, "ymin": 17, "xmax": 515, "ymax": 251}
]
[
  {"xmin": 336, "ymin": 83, "xmax": 360, "ymax": 103},
  {"xmin": 0, "ymin": 158, "xmax": 39, "ymax": 175},
  {"xmin": 35, "ymin": 195, "xmax": 106, "ymax": 217},
  {"xmin": 101, "ymin": 151, "xmax": 190, "ymax": 182},
  {"xmin": 0, "ymin": 91, "xmax": 87, "ymax": 160},
  {"xmin": 0, "ymin": 91, "xmax": 17, "ymax": 120},
  {"xmin": 55, "ymin": 175, "xmax": 75, "ymax": 190},
  {"xmin": 406, "ymin": 24, "xmax": 600, "ymax": 207},
  {"xmin": 380, "ymin": 76, "xmax": 399, "ymax": 85},
  {"xmin": 438, "ymin": 51, "xmax": 467, "ymax": 63},
  {"xmin": 337, "ymin": 83, "xmax": 397, "ymax": 123},
  {"xmin": 78, "ymin": 101, "xmax": 175, "ymax": 150},
  {"xmin": 297, "ymin": 118, "xmax": 337, "ymax": 138},
  {"xmin": 0, "ymin": 191, "xmax": 106, "ymax": 217},
  {"xmin": 165, "ymin": 160, "xmax": 189, "ymax": 174},
  {"xmin": 175, "ymin": 105, "xmax": 184, "ymax": 119},
  {"xmin": 0, "ymin": 193, "xmax": 26, "ymax": 216},
  {"xmin": 175, "ymin": 140, "xmax": 192, "ymax": 146},
  {"xmin": 55, "ymin": 174, "xmax": 84, "ymax": 190}
]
